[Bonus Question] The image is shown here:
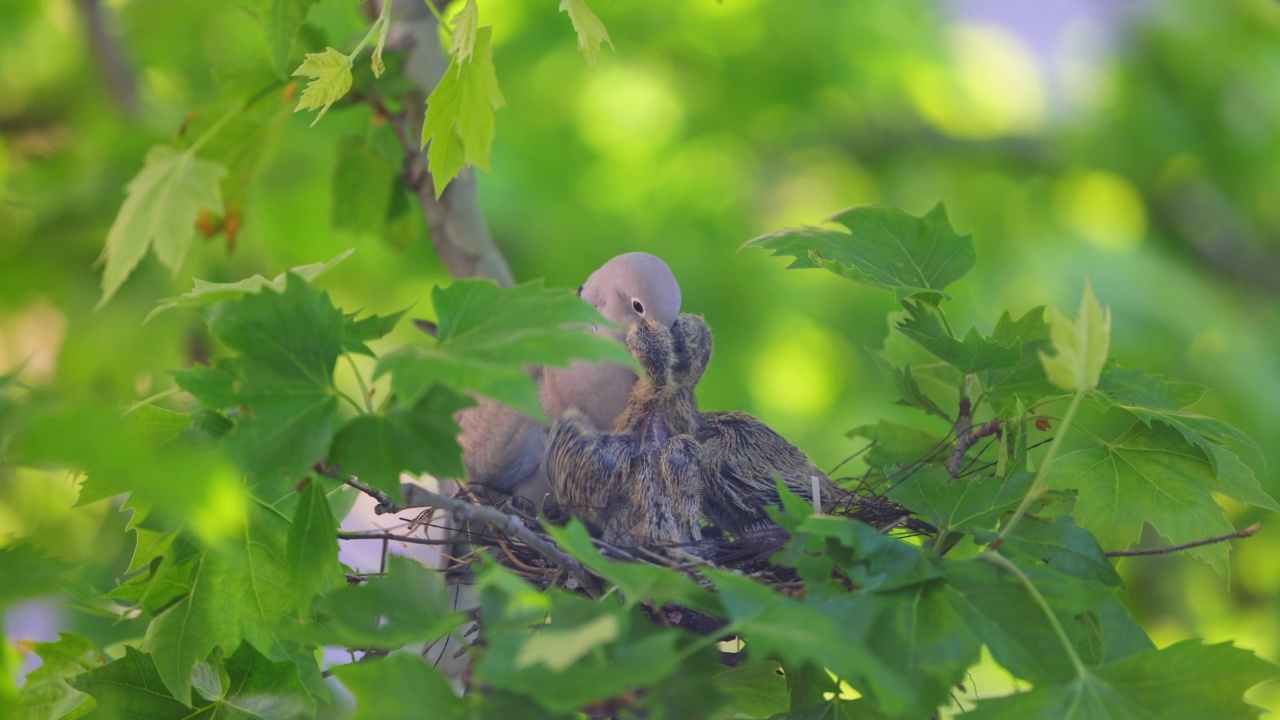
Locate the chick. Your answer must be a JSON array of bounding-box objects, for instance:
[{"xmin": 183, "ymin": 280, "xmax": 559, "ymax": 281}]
[
  {"xmin": 544, "ymin": 319, "xmax": 703, "ymax": 546},
  {"xmin": 661, "ymin": 315, "xmax": 848, "ymax": 536}
]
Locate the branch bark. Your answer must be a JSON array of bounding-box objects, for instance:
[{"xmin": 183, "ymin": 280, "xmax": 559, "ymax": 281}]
[{"xmin": 377, "ymin": 0, "xmax": 514, "ymax": 285}]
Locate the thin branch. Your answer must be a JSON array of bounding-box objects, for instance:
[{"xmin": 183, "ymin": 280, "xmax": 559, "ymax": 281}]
[
  {"xmin": 338, "ymin": 531, "xmax": 458, "ymax": 546},
  {"xmin": 946, "ymin": 396, "xmax": 1002, "ymax": 478},
  {"xmin": 343, "ymin": 477, "xmax": 401, "ymax": 514},
  {"xmin": 1106, "ymin": 524, "xmax": 1260, "ymax": 558}
]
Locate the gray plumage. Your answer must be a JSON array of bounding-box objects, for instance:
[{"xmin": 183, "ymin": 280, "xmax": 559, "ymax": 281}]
[{"xmin": 545, "ymin": 318, "xmax": 703, "ymax": 546}]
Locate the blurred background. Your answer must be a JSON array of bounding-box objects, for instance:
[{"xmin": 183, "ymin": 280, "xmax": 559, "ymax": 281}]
[{"xmin": 2, "ymin": 0, "xmax": 1278, "ymax": 711}]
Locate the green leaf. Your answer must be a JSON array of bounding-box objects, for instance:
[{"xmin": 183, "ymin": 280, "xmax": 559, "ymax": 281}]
[
  {"xmin": 16, "ymin": 633, "xmax": 104, "ymax": 720},
  {"xmin": 995, "ymin": 516, "xmax": 1122, "ymax": 592},
  {"xmin": 332, "ymin": 653, "xmax": 467, "ymax": 720},
  {"xmin": 233, "ymin": 0, "xmax": 319, "ymax": 77},
  {"xmin": 342, "ymin": 306, "xmax": 408, "ymax": 357},
  {"xmin": 422, "ymin": 25, "xmax": 504, "ymax": 195},
  {"xmin": 1094, "ymin": 365, "xmax": 1266, "ymax": 476},
  {"xmin": 98, "ymin": 145, "xmax": 227, "ymax": 309},
  {"xmin": 979, "ymin": 307, "xmax": 1055, "ymax": 415},
  {"xmin": 328, "ymin": 385, "xmax": 471, "ymax": 495},
  {"xmin": 0, "ymin": 544, "xmax": 72, "ymax": 608},
  {"xmin": 69, "ymin": 644, "xmax": 313, "ymax": 720},
  {"xmin": 1039, "ymin": 281, "xmax": 1111, "ymax": 392},
  {"xmin": 1046, "ymin": 423, "xmax": 1240, "ymax": 575},
  {"xmin": 712, "ymin": 661, "xmax": 789, "ymax": 720},
  {"xmin": 448, "ymin": 0, "xmax": 480, "ymax": 65},
  {"xmin": 375, "ymin": 279, "xmax": 633, "ymax": 420},
  {"xmin": 559, "ymin": 0, "xmax": 613, "ymax": 70},
  {"xmin": 332, "ymin": 136, "xmax": 397, "ymax": 242},
  {"xmin": 888, "ymin": 466, "xmax": 1032, "ymax": 534},
  {"xmin": 292, "ymin": 47, "xmax": 352, "ymax": 126},
  {"xmin": 515, "ymin": 612, "xmax": 620, "ymax": 673},
  {"xmin": 897, "ymin": 303, "xmax": 1021, "ymax": 373},
  {"xmin": 127, "ymin": 405, "xmax": 191, "ymax": 446},
  {"xmin": 142, "ymin": 505, "xmax": 312, "ymax": 704},
  {"xmin": 291, "ymin": 555, "xmax": 463, "ymax": 649},
  {"xmin": 147, "ymin": 249, "xmax": 353, "ymax": 322},
  {"xmin": 963, "ymin": 640, "xmax": 1278, "ymax": 720},
  {"xmin": 285, "ymin": 479, "xmax": 340, "ymax": 606},
  {"xmin": 870, "ymin": 355, "xmax": 952, "ymax": 421},
  {"xmin": 742, "ymin": 203, "xmax": 975, "ymax": 303},
  {"xmin": 205, "ymin": 274, "xmax": 344, "ymax": 482},
  {"xmin": 846, "ymin": 420, "xmax": 947, "ymax": 471},
  {"xmin": 701, "ymin": 567, "xmax": 915, "ymax": 716}
]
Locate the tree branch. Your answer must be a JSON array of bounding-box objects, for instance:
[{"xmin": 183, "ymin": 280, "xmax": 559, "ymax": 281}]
[
  {"xmin": 947, "ymin": 396, "xmax": 1001, "ymax": 478},
  {"xmin": 375, "ymin": 0, "xmax": 514, "ymax": 285},
  {"xmin": 1105, "ymin": 524, "xmax": 1260, "ymax": 558}
]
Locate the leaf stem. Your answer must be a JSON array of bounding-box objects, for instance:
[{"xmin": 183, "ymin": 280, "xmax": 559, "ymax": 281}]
[
  {"xmin": 344, "ymin": 352, "xmax": 375, "ymax": 414},
  {"xmin": 997, "ymin": 390, "xmax": 1085, "ymax": 543},
  {"xmin": 349, "ymin": 1, "xmax": 392, "ymax": 61},
  {"xmin": 421, "ymin": 0, "xmax": 449, "ymax": 29},
  {"xmin": 981, "ymin": 550, "xmax": 1087, "ymax": 678},
  {"xmin": 186, "ymin": 100, "xmax": 245, "ymax": 156}
]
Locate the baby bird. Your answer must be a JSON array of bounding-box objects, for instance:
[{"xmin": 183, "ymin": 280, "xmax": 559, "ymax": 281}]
[
  {"xmin": 661, "ymin": 316, "xmax": 849, "ymax": 536},
  {"xmin": 544, "ymin": 318, "xmax": 704, "ymax": 547}
]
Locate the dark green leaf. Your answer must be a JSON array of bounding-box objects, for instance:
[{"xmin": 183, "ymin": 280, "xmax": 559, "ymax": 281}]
[
  {"xmin": 888, "ymin": 466, "xmax": 1032, "ymax": 534},
  {"xmin": 206, "ymin": 273, "xmax": 344, "ymax": 481},
  {"xmin": 742, "ymin": 202, "xmax": 975, "ymax": 303},
  {"xmin": 328, "ymin": 385, "xmax": 472, "ymax": 495},
  {"xmin": 0, "ymin": 544, "xmax": 71, "ymax": 607},
  {"xmin": 332, "ymin": 136, "xmax": 398, "ymax": 242},
  {"xmin": 332, "ymin": 653, "xmax": 468, "ymax": 720},
  {"xmin": 285, "ymin": 478, "xmax": 341, "ymax": 606},
  {"xmin": 712, "ymin": 661, "xmax": 789, "ymax": 720},
  {"xmin": 1045, "ymin": 423, "xmax": 1239, "ymax": 575},
  {"xmin": 343, "ymin": 306, "xmax": 409, "ymax": 356},
  {"xmin": 963, "ymin": 640, "xmax": 1278, "ymax": 720},
  {"xmin": 995, "ymin": 516, "xmax": 1121, "ymax": 591},
  {"xmin": 68, "ymin": 647, "xmax": 191, "ymax": 719},
  {"xmin": 897, "ymin": 303, "xmax": 1020, "ymax": 373},
  {"xmin": 846, "ymin": 420, "xmax": 947, "ymax": 471},
  {"xmin": 375, "ymin": 279, "xmax": 633, "ymax": 419},
  {"xmin": 791, "ymin": 515, "xmax": 942, "ymax": 591},
  {"xmin": 979, "ymin": 307, "xmax": 1056, "ymax": 415},
  {"xmin": 291, "ymin": 555, "xmax": 462, "ymax": 649},
  {"xmin": 870, "ymin": 355, "xmax": 952, "ymax": 421}
]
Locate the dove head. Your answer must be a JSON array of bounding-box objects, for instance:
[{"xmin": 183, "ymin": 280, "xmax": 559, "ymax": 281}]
[{"xmin": 579, "ymin": 252, "xmax": 682, "ymax": 336}]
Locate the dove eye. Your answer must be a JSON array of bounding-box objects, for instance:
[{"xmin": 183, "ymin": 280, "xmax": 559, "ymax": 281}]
[{"xmin": 632, "ymin": 299, "xmax": 645, "ymax": 315}]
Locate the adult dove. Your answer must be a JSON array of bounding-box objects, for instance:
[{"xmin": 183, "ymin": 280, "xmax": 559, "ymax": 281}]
[{"xmin": 457, "ymin": 252, "xmax": 683, "ymax": 504}]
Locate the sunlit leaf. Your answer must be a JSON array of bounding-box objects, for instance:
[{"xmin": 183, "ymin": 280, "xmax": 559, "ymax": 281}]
[
  {"xmin": 98, "ymin": 145, "xmax": 227, "ymax": 308},
  {"xmin": 147, "ymin": 249, "xmax": 353, "ymax": 322},
  {"xmin": 292, "ymin": 47, "xmax": 353, "ymax": 126},
  {"xmin": 1039, "ymin": 281, "xmax": 1111, "ymax": 392},
  {"xmin": 448, "ymin": 0, "xmax": 480, "ymax": 65},
  {"xmin": 375, "ymin": 279, "xmax": 633, "ymax": 420},
  {"xmin": 743, "ymin": 203, "xmax": 975, "ymax": 303},
  {"xmin": 422, "ymin": 26, "xmax": 504, "ymax": 195},
  {"xmin": 1045, "ymin": 423, "xmax": 1238, "ymax": 575},
  {"xmin": 559, "ymin": 0, "xmax": 613, "ymax": 70},
  {"xmin": 962, "ymin": 640, "xmax": 1278, "ymax": 720}
]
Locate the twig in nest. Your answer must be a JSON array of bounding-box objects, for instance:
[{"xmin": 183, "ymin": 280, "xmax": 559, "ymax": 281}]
[
  {"xmin": 344, "ymin": 477, "xmax": 402, "ymax": 514},
  {"xmin": 1105, "ymin": 524, "xmax": 1260, "ymax": 558},
  {"xmin": 947, "ymin": 396, "xmax": 1001, "ymax": 478}
]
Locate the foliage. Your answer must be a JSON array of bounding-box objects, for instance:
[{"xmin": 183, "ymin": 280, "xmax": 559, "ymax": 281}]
[{"xmin": 3, "ymin": 0, "xmax": 1280, "ymax": 718}]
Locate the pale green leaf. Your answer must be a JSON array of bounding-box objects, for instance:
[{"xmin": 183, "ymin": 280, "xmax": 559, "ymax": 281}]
[
  {"xmin": 559, "ymin": 0, "xmax": 613, "ymax": 70},
  {"xmin": 17, "ymin": 633, "xmax": 104, "ymax": 720},
  {"xmin": 147, "ymin": 249, "xmax": 352, "ymax": 322},
  {"xmin": 1039, "ymin": 280, "xmax": 1111, "ymax": 392},
  {"xmin": 515, "ymin": 613, "xmax": 620, "ymax": 672},
  {"xmin": 98, "ymin": 145, "xmax": 227, "ymax": 309},
  {"xmin": 422, "ymin": 26, "xmax": 504, "ymax": 195},
  {"xmin": 448, "ymin": 0, "xmax": 480, "ymax": 65},
  {"xmin": 332, "ymin": 654, "xmax": 467, "ymax": 720},
  {"xmin": 292, "ymin": 47, "xmax": 353, "ymax": 126}
]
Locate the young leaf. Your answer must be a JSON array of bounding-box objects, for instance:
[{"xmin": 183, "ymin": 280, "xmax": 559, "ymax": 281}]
[
  {"xmin": 449, "ymin": 0, "xmax": 480, "ymax": 65},
  {"xmin": 98, "ymin": 145, "xmax": 228, "ymax": 308},
  {"xmin": 422, "ymin": 26, "xmax": 504, "ymax": 195},
  {"xmin": 327, "ymin": 385, "xmax": 472, "ymax": 495},
  {"xmin": 742, "ymin": 203, "xmax": 976, "ymax": 303},
  {"xmin": 559, "ymin": 0, "xmax": 613, "ymax": 70},
  {"xmin": 232, "ymin": 0, "xmax": 320, "ymax": 77},
  {"xmin": 332, "ymin": 653, "xmax": 468, "ymax": 720},
  {"xmin": 147, "ymin": 249, "xmax": 353, "ymax": 322},
  {"xmin": 375, "ymin": 279, "xmax": 634, "ymax": 420},
  {"xmin": 1038, "ymin": 281, "xmax": 1111, "ymax": 392},
  {"xmin": 292, "ymin": 47, "xmax": 353, "ymax": 126},
  {"xmin": 1045, "ymin": 423, "xmax": 1240, "ymax": 575},
  {"xmin": 962, "ymin": 640, "xmax": 1278, "ymax": 720}
]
